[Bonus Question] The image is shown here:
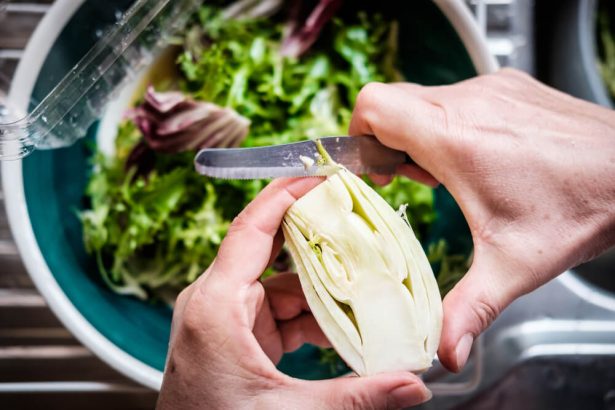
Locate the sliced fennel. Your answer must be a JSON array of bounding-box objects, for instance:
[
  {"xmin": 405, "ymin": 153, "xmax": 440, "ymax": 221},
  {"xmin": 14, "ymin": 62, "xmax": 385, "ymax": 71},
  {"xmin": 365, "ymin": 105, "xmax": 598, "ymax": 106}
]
[{"xmin": 282, "ymin": 143, "xmax": 443, "ymax": 375}]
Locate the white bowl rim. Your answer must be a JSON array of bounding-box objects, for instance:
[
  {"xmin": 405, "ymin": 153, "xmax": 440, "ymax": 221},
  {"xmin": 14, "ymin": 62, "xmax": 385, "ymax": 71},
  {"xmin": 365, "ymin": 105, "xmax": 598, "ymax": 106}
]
[{"xmin": 2, "ymin": 0, "xmax": 498, "ymax": 391}]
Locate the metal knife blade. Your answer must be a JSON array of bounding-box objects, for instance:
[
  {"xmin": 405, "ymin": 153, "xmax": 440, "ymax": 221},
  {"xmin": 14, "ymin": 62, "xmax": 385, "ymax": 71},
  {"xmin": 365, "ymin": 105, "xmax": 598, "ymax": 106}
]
[{"xmin": 194, "ymin": 136, "xmax": 410, "ymax": 179}]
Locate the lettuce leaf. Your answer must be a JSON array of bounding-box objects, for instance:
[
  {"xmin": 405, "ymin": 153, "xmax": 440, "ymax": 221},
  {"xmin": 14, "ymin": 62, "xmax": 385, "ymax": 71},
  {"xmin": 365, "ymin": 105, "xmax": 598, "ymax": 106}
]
[{"xmin": 81, "ymin": 4, "xmax": 446, "ymax": 303}]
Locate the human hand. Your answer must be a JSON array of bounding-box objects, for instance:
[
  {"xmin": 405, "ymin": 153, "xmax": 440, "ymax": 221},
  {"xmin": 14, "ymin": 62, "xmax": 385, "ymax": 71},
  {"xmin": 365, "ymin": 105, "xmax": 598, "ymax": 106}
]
[
  {"xmin": 349, "ymin": 68, "xmax": 615, "ymax": 373},
  {"xmin": 157, "ymin": 178, "xmax": 432, "ymax": 410}
]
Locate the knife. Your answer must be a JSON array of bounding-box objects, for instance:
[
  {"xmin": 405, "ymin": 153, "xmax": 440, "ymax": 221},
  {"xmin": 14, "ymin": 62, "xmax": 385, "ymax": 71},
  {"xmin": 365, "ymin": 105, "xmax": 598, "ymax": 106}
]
[{"xmin": 194, "ymin": 136, "xmax": 412, "ymax": 179}]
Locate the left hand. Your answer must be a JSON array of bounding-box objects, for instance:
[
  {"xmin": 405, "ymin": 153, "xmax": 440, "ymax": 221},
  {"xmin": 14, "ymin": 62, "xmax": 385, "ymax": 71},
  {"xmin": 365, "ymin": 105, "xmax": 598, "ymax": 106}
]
[{"xmin": 157, "ymin": 178, "xmax": 432, "ymax": 410}]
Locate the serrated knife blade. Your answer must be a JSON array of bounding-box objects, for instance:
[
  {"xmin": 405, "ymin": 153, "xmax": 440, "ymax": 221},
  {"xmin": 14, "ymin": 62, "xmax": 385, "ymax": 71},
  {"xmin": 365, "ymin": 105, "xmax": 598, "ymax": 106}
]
[{"xmin": 194, "ymin": 136, "xmax": 411, "ymax": 179}]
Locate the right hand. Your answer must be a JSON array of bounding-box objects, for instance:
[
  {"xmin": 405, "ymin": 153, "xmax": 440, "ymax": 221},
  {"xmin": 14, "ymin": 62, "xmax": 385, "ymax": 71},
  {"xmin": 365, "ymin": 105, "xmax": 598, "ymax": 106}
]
[{"xmin": 349, "ymin": 68, "xmax": 615, "ymax": 373}]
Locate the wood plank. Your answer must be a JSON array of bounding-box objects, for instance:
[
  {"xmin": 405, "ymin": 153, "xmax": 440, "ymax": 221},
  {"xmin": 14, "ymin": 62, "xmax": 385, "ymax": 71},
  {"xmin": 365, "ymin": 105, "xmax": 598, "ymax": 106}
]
[
  {"xmin": 0, "ymin": 327, "xmax": 77, "ymax": 346},
  {"xmin": 0, "ymin": 254, "xmax": 33, "ymax": 288},
  {"xmin": 0, "ymin": 169, "xmax": 35, "ymax": 288},
  {"xmin": 0, "ymin": 305, "xmax": 64, "ymax": 328},
  {"xmin": 0, "ymin": 346, "xmax": 127, "ymax": 382},
  {"xmin": 0, "ymin": 389, "xmax": 158, "ymax": 410},
  {"xmin": 0, "ymin": 11, "xmax": 43, "ymax": 49},
  {"xmin": 0, "ymin": 288, "xmax": 44, "ymax": 306}
]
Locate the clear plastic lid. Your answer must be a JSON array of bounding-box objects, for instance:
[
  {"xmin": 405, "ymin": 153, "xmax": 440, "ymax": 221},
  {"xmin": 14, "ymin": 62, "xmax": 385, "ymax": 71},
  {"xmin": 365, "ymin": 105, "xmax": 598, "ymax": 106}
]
[{"xmin": 0, "ymin": 0, "xmax": 200, "ymax": 160}]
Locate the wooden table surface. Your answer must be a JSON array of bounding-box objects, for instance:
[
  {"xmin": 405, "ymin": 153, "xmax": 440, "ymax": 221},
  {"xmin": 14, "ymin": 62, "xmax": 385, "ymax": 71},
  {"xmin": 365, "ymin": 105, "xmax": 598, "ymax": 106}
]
[{"xmin": 0, "ymin": 1, "xmax": 158, "ymax": 408}]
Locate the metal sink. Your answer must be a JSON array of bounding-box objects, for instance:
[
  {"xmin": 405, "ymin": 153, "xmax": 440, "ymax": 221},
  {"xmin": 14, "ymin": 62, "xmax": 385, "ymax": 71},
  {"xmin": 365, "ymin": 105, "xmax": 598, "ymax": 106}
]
[
  {"xmin": 575, "ymin": 249, "xmax": 615, "ymax": 295},
  {"xmin": 434, "ymin": 0, "xmax": 615, "ymax": 404},
  {"xmin": 454, "ymin": 355, "xmax": 615, "ymax": 410},
  {"xmin": 418, "ymin": 247, "xmax": 615, "ymax": 409}
]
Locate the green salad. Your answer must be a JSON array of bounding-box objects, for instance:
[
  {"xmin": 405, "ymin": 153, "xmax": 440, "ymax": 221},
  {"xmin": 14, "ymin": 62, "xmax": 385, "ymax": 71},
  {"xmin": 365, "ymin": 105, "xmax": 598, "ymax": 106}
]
[{"xmin": 80, "ymin": 0, "xmax": 467, "ymax": 305}]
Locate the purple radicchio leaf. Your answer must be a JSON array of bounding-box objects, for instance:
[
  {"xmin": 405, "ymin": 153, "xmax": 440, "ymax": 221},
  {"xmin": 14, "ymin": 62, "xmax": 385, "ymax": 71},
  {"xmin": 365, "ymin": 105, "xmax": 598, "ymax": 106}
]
[
  {"xmin": 280, "ymin": 0, "xmax": 343, "ymax": 58},
  {"xmin": 125, "ymin": 86, "xmax": 250, "ymax": 175}
]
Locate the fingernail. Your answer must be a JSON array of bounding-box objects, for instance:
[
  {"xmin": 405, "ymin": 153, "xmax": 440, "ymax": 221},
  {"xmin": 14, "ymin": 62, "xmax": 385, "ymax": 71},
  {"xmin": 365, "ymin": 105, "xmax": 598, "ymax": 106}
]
[
  {"xmin": 455, "ymin": 333, "xmax": 474, "ymax": 371},
  {"xmin": 390, "ymin": 384, "xmax": 432, "ymax": 408}
]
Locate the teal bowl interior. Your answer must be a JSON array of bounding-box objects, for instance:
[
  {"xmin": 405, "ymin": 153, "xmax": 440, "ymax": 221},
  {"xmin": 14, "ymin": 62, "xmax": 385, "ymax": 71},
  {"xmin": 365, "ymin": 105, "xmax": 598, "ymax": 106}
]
[{"xmin": 23, "ymin": 0, "xmax": 474, "ymax": 380}]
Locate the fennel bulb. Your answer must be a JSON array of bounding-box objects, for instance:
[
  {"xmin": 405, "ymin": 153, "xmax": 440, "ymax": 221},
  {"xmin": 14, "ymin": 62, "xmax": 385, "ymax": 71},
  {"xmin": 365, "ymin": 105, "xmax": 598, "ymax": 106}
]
[{"xmin": 282, "ymin": 150, "xmax": 443, "ymax": 375}]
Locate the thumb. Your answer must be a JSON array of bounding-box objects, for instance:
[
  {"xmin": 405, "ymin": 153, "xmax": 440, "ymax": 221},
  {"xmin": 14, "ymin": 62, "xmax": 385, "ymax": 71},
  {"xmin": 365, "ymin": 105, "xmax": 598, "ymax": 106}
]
[
  {"xmin": 437, "ymin": 251, "xmax": 522, "ymax": 373},
  {"xmin": 297, "ymin": 372, "xmax": 432, "ymax": 410}
]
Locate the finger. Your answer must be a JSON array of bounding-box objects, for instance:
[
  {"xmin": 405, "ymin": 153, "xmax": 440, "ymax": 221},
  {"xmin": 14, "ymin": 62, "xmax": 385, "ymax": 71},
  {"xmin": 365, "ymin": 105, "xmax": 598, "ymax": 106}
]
[
  {"xmin": 279, "ymin": 313, "xmax": 331, "ymax": 352},
  {"xmin": 348, "ymin": 82, "xmax": 443, "ymax": 170},
  {"xmin": 437, "ymin": 250, "xmax": 523, "ymax": 372},
  {"xmin": 292, "ymin": 372, "xmax": 431, "ymax": 409},
  {"xmin": 263, "ymin": 274, "xmax": 331, "ymax": 350},
  {"xmin": 263, "ymin": 273, "xmax": 309, "ymax": 320},
  {"xmin": 396, "ymin": 164, "xmax": 440, "ymax": 187},
  {"xmin": 252, "ymin": 292, "xmax": 284, "ymax": 363},
  {"xmin": 368, "ymin": 173, "xmax": 394, "ymax": 186},
  {"xmin": 211, "ymin": 177, "xmax": 322, "ymax": 286},
  {"xmin": 267, "ymin": 228, "xmax": 285, "ymax": 268}
]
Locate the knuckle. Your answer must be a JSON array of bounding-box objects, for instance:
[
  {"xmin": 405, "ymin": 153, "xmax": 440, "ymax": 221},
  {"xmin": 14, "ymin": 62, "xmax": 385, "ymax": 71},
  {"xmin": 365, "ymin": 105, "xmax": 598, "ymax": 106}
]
[
  {"xmin": 355, "ymin": 82, "xmax": 389, "ymax": 120},
  {"xmin": 229, "ymin": 213, "xmax": 248, "ymax": 231},
  {"xmin": 175, "ymin": 286, "xmax": 189, "ymax": 307},
  {"xmin": 226, "ymin": 212, "xmax": 254, "ymax": 238},
  {"xmin": 181, "ymin": 298, "xmax": 207, "ymax": 335},
  {"xmin": 228, "ymin": 211, "xmax": 270, "ymax": 240},
  {"xmin": 356, "ymin": 82, "xmax": 387, "ymax": 106},
  {"xmin": 252, "ymin": 283, "xmax": 266, "ymax": 306},
  {"xmin": 471, "ymin": 296, "xmax": 501, "ymax": 331},
  {"xmin": 341, "ymin": 389, "xmax": 379, "ymax": 410}
]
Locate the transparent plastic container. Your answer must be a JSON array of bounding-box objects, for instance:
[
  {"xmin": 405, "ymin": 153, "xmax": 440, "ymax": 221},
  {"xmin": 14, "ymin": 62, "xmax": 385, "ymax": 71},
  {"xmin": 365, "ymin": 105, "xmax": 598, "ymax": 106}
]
[{"xmin": 0, "ymin": 0, "xmax": 199, "ymax": 159}]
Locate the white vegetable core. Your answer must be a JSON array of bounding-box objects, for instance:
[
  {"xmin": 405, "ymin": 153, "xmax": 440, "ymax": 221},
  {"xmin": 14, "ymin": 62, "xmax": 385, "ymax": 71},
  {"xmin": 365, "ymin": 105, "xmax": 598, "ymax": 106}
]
[{"xmin": 283, "ymin": 161, "xmax": 442, "ymax": 375}]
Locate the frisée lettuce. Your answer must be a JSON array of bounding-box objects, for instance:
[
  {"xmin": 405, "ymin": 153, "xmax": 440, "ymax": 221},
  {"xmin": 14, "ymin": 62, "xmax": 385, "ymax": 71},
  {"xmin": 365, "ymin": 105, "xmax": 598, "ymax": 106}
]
[{"xmin": 80, "ymin": 2, "xmax": 465, "ymax": 306}]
